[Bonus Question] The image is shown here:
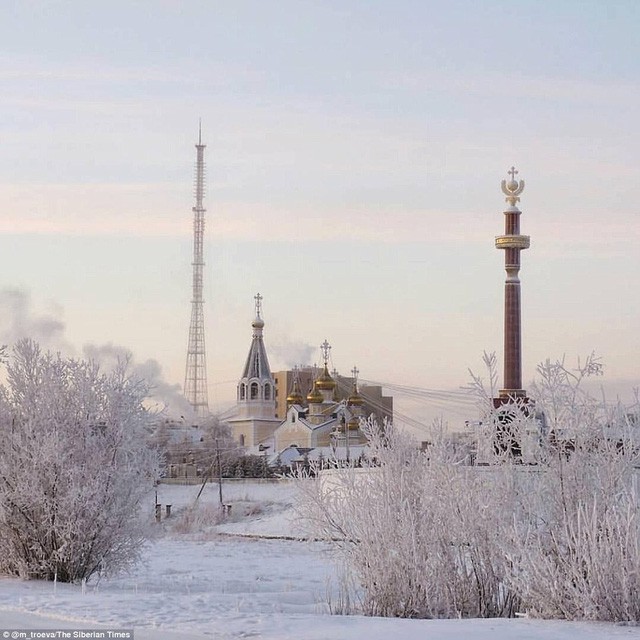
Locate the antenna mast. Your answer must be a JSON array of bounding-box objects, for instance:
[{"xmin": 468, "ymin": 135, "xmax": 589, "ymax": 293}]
[{"xmin": 184, "ymin": 122, "xmax": 209, "ymax": 419}]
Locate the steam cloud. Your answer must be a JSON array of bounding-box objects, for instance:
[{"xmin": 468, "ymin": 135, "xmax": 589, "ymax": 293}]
[
  {"xmin": 0, "ymin": 288, "xmax": 74, "ymax": 355},
  {"xmin": 82, "ymin": 342, "xmax": 195, "ymax": 419},
  {"xmin": 270, "ymin": 338, "xmax": 316, "ymax": 369},
  {"xmin": 0, "ymin": 287, "xmax": 193, "ymax": 419}
]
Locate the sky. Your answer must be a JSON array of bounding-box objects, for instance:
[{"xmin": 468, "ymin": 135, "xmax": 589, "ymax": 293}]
[{"xmin": 1, "ymin": 1, "xmax": 639, "ymax": 427}]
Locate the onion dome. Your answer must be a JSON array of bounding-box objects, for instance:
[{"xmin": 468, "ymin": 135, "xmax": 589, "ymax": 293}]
[
  {"xmin": 347, "ymin": 389, "xmax": 364, "ymax": 407},
  {"xmin": 347, "ymin": 365, "xmax": 364, "ymax": 407},
  {"xmin": 316, "ymin": 364, "xmax": 336, "ymax": 391},
  {"xmin": 307, "ymin": 381, "xmax": 324, "ymax": 404},
  {"xmin": 252, "ymin": 315, "xmax": 264, "ymax": 330},
  {"xmin": 287, "ymin": 378, "xmax": 304, "ymax": 406}
]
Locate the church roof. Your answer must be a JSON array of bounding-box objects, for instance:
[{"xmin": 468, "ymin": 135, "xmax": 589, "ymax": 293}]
[
  {"xmin": 241, "ymin": 331, "xmax": 273, "ymax": 380},
  {"xmin": 240, "ymin": 294, "xmax": 273, "ymax": 381},
  {"xmin": 285, "ymin": 403, "xmax": 346, "ymax": 432}
]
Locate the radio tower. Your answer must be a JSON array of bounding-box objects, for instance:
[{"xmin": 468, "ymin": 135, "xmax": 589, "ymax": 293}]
[{"xmin": 184, "ymin": 123, "xmax": 209, "ymax": 419}]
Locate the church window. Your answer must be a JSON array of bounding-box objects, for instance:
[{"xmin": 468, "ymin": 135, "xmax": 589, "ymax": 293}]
[
  {"xmin": 264, "ymin": 384, "xmax": 271, "ymax": 400},
  {"xmin": 240, "ymin": 384, "xmax": 246, "ymax": 400},
  {"xmin": 250, "ymin": 382, "xmax": 259, "ymax": 399}
]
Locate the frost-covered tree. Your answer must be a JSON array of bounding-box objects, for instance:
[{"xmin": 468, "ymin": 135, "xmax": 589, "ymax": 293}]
[{"xmin": 0, "ymin": 339, "xmax": 159, "ymax": 582}]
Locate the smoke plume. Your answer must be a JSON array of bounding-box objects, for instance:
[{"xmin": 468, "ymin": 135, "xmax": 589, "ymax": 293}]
[
  {"xmin": 82, "ymin": 342, "xmax": 194, "ymax": 419},
  {"xmin": 0, "ymin": 288, "xmax": 74, "ymax": 355},
  {"xmin": 0, "ymin": 287, "xmax": 192, "ymax": 419}
]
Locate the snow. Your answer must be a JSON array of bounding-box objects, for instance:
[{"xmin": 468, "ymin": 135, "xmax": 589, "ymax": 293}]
[{"xmin": 1, "ymin": 480, "xmax": 639, "ymax": 640}]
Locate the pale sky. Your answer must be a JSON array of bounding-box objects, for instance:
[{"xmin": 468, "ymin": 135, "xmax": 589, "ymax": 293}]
[{"xmin": 1, "ymin": 1, "xmax": 639, "ymax": 428}]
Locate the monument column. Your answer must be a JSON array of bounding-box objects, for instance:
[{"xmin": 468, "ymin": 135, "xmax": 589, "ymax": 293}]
[{"xmin": 495, "ymin": 167, "xmax": 530, "ymax": 400}]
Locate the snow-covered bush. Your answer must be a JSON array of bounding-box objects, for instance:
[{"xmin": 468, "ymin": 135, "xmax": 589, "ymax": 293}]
[
  {"xmin": 297, "ymin": 419, "xmax": 520, "ymax": 618},
  {"xmin": 298, "ymin": 353, "xmax": 640, "ymax": 622},
  {"xmin": 171, "ymin": 501, "xmax": 225, "ymax": 535},
  {"xmin": 459, "ymin": 351, "xmax": 640, "ymax": 621},
  {"xmin": 504, "ymin": 357, "xmax": 640, "ymax": 622},
  {"xmin": 0, "ymin": 339, "xmax": 159, "ymax": 582}
]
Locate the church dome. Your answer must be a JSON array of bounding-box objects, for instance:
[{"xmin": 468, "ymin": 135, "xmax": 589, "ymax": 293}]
[
  {"xmin": 252, "ymin": 316, "xmax": 264, "ymax": 330},
  {"xmin": 307, "ymin": 381, "xmax": 324, "ymax": 404},
  {"xmin": 346, "ymin": 366, "xmax": 364, "ymax": 408},
  {"xmin": 316, "ymin": 365, "xmax": 336, "ymax": 391},
  {"xmin": 347, "ymin": 416, "xmax": 360, "ymax": 431},
  {"xmin": 287, "ymin": 379, "xmax": 304, "ymax": 405}
]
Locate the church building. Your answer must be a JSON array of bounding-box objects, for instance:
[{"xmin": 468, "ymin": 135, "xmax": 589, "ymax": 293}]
[
  {"xmin": 272, "ymin": 344, "xmax": 369, "ymax": 452},
  {"xmin": 225, "ymin": 296, "xmax": 373, "ymax": 456},
  {"xmin": 226, "ymin": 294, "xmax": 281, "ymax": 448}
]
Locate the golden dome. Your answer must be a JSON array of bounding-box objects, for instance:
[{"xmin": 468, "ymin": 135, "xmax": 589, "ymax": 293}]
[
  {"xmin": 287, "ymin": 379, "xmax": 304, "ymax": 405},
  {"xmin": 316, "ymin": 364, "xmax": 336, "ymax": 391},
  {"xmin": 307, "ymin": 381, "xmax": 324, "ymax": 404},
  {"xmin": 347, "ymin": 416, "xmax": 360, "ymax": 430},
  {"xmin": 347, "ymin": 390, "xmax": 364, "ymax": 407}
]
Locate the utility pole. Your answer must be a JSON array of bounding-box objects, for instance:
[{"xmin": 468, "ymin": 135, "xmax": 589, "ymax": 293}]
[
  {"xmin": 344, "ymin": 414, "xmax": 350, "ymax": 465},
  {"xmin": 216, "ymin": 437, "xmax": 223, "ymax": 506}
]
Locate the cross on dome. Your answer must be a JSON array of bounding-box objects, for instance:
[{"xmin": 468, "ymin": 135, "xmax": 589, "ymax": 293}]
[
  {"xmin": 351, "ymin": 365, "xmax": 359, "ymax": 383},
  {"xmin": 254, "ymin": 293, "xmax": 263, "ymax": 318},
  {"xmin": 508, "ymin": 166, "xmax": 518, "ymax": 181},
  {"xmin": 320, "ymin": 340, "xmax": 331, "ymax": 366}
]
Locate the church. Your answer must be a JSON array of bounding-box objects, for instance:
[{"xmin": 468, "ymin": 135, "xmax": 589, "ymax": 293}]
[
  {"xmin": 225, "ymin": 294, "xmax": 390, "ymax": 457},
  {"xmin": 225, "ymin": 294, "xmax": 281, "ymax": 449}
]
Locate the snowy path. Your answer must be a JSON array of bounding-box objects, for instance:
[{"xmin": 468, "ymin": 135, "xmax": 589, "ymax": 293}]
[
  {"xmin": 0, "ymin": 609, "xmax": 209, "ymax": 639},
  {"xmin": 0, "ymin": 537, "xmax": 334, "ymax": 634},
  {"xmin": 1, "ymin": 483, "xmax": 640, "ymax": 639},
  {"xmin": 2, "ymin": 603, "xmax": 640, "ymax": 640},
  {"xmin": 1, "ymin": 535, "xmax": 639, "ymax": 639}
]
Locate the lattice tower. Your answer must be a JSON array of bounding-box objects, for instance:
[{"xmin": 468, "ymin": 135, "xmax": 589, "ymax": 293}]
[{"xmin": 184, "ymin": 125, "xmax": 209, "ymax": 418}]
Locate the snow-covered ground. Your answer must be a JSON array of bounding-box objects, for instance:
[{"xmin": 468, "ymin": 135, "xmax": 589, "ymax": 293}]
[{"xmin": 1, "ymin": 479, "xmax": 639, "ymax": 640}]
